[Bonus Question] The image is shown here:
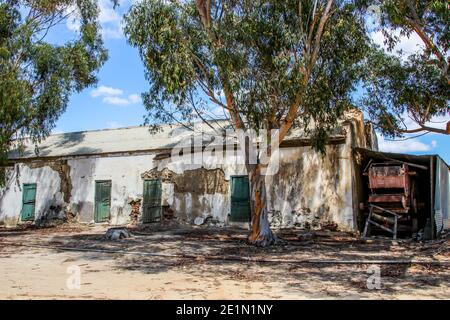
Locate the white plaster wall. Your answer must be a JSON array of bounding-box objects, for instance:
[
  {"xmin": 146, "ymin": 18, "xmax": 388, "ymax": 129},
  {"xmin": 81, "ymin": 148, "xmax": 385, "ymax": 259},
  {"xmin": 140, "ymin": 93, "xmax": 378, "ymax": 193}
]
[
  {"xmin": 68, "ymin": 154, "xmax": 157, "ymax": 224},
  {"xmin": 155, "ymin": 149, "xmax": 248, "ymax": 179},
  {"xmin": 0, "ymin": 163, "xmax": 64, "ymax": 226},
  {"xmin": 160, "ymin": 138, "xmax": 355, "ymax": 229},
  {"xmin": 67, "ymin": 153, "xmax": 233, "ymax": 225},
  {"xmin": 265, "ymin": 136, "xmax": 355, "ymax": 231},
  {"xmin": 173, "ymin": 193, "xmax": 230, "ymax": 223}
]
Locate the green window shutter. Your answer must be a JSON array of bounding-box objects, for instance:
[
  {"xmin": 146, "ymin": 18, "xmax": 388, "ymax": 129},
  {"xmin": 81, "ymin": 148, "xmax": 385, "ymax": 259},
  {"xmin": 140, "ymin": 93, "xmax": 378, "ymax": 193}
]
[
  {"xmin": 143, "ymin": 179, "xmax": 162, "ymax": 223},
  {"xmin": 95, "ymin": 181, "xmax": 111, "ymax": 222},
  {"xmin": 21, "ymin": 184, "xmax": 37, "ymax": 221},
  {"xmin": 230, "ymin": 176, "xmax": 251, "ymax": 222}
]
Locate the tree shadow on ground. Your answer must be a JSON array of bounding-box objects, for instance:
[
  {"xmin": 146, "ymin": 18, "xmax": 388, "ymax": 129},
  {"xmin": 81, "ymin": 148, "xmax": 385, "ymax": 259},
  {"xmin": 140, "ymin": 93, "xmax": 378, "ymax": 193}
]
[{"xmin": 37, "ymin": 224, "xmax": 449, "ymax": 298}]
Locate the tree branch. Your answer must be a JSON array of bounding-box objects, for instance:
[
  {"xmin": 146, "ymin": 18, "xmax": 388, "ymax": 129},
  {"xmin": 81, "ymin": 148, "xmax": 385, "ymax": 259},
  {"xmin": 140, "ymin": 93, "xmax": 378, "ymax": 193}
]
[
  {"xmin": 196, "ymin": 0, "xmax": 211, "ymax": 28},
  {"xmin": 404, "ymin": 0, "xmax": 449, "ymax": 83},
  {"xmin": 195, "ymin": 0, "xmax": 245, "ymax": 131},
  {"xmin": 278, "ymin": 0, "xmax": 334, "ymax": 142},
  {"xmin": 397, "ymin": 122, "xmax": 450, "ymax": 135}
]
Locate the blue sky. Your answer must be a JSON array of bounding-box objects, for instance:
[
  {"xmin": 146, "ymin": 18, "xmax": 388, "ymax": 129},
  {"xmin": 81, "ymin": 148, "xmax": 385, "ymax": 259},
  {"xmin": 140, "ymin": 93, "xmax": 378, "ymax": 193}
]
[{"xmin": 49, "ymin": 1, "xmax": 449, "ymax": 163}]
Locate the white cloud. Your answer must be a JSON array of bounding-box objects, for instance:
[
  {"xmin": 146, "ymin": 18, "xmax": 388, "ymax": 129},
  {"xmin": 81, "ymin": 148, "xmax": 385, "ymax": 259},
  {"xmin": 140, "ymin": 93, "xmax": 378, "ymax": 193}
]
[
  {"xmin": 374, "ymin": 112, "xmax": 448, "ymax": 153},
  {"xmin": 98, "ymin": 0, "xmax": 125, "ymax": 39},
  {"xmin": 102, "ymin": 26, "xmax": 124, "ymax": 39},
  {"xmin": 91, "ymin": 86, "xmax": 123, "ymax": 98},
  {"xmin": 420, "ymin": 115, "xmax": 449, "ymax": 132},
  {"xmin": 65, "ymin": 0, "xmax": 127, "ymax": 39},
  {"xmin": 102, "ymin": 96, "xmax": 131, "ymax": 106},
  {"xmin": 128, "ymin": 94, "xmax": 141, "ymax": 104},
  {"xmin": 377, "ymin": 133, "xmax": 436, "ymax": 153},
  {"xmin": 91, "ymin": 85, "xmax": 141, "ymax": 106},
  {"xmin": 367, "ymin": 5, "xmax": 425, "ymax": 60},
  {"xmin": 395, "ymin": 112, "xmax": 449, "ymax": 132},
  {"xmin": 65, "ymin": 5, "xmax": 81, "ymax": 32},
  {"xmin": 98, "ymin": 0, "xmax": 121, "ymax": 24},
  {"xmin": 66, "ymin": 16, "xmax": 81, "ymax": 32},
  {"xmin": 371, "ymin": 29, "xmax": 424, "ymax": 59},
  {"xmin": 431, "ymin": 140, "xmax": 438, "ymax": 148}
]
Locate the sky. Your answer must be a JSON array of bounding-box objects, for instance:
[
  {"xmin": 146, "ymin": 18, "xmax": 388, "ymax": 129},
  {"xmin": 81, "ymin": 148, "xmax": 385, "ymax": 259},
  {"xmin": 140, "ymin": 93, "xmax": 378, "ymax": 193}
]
[{"xmin": 47, "ymin": 0, "xmax": 449, "ymax": 163}]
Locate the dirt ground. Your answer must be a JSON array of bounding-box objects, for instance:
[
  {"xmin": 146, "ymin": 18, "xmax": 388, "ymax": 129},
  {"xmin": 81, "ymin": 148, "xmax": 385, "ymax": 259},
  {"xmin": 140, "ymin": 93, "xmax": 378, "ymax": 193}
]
[{"xmin": 0, "ymin": 223, "xmax": 448, "ymax": 300}]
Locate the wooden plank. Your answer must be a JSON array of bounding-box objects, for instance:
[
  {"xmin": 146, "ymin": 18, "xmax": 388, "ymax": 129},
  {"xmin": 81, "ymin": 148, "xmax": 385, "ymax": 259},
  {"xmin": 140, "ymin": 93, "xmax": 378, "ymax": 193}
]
[
  {"xmin": 370, "ymin": 204, "xmax": 402, "ymax": 218},
  {"xmin": 368, "ymin": 220, "xmax": 395, "ymax": 234}
]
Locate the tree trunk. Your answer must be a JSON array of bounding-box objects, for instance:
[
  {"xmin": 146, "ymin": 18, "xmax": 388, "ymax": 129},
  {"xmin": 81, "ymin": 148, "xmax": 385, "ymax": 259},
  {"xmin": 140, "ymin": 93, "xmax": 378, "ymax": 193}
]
[{"xmin": 247, "ymin": 164, "xmax": 277, "ymax": 247}]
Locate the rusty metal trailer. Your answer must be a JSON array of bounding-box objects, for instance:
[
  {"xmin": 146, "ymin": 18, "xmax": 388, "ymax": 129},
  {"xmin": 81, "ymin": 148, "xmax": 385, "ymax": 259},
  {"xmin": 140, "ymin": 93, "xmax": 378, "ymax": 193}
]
[
  {"xmin": 362, "ymin": 162, "xmax": 420, "ymax": 239},
  {"xmin": 355, "ymin": 148, "xmax": 449, "ymax": 240}
]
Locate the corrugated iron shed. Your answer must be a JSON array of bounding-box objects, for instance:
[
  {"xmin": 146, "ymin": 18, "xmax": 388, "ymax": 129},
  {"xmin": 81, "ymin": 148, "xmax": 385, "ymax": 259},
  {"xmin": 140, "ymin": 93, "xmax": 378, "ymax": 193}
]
[{"xmin": 355, "ymin": 147, "xmax": 450, "ymax": 239}]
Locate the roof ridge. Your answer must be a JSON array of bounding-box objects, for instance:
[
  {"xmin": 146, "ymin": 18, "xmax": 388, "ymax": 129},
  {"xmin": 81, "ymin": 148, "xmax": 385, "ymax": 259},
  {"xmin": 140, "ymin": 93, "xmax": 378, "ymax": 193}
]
[{"xmin": 47, "ymin": 119, "xmax": 231, "ymax": 137}]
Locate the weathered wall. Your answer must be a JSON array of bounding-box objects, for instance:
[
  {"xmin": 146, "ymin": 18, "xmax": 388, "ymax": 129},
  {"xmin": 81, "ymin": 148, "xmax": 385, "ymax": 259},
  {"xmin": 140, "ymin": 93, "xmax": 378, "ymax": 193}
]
[
  {"xmin": 266, "ymin": 138, "xmax": 354, "ymax": 231},
  {"xmin": 0, "ymin": 163, "xmax": 65, "ymax": 226},
  {"xmin": 68, "ymin": 154, "xmax": 159, "ymax": 224},
  {"xmin": 0, "ymin": 114, "xmax": 369, "ymax": 230},
  {"xmin": 0, "ymin": 153, "xmax": 239, "ymax": 226},
  {"xmin": 141, "ymin": 167, "xmax": 230, "ymax": 223}
]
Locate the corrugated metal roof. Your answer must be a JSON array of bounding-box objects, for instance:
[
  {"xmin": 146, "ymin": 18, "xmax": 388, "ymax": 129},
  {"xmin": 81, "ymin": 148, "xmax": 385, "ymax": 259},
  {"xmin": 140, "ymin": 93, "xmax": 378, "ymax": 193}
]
[
  {"xmin": 8, "ymin": 123, "xmax": 218, "ymax": 160},
  {"xmin": 355, "ymin": 147, "xmax": 450, "ymax": 169},
  {"xmin": 9, "ymin": 109, "xmax": 368, "ymax": 161},
  {"xmin": 10, "ymin": 119, "xmax": 345, "ymax": 160}
]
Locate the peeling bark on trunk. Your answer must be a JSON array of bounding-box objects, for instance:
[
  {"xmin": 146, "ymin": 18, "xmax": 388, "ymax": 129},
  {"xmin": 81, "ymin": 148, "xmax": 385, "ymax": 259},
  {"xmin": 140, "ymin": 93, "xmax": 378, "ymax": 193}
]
[{"xmin": 247, "ymin": 164, "xmax": 277, "ymax": 247}]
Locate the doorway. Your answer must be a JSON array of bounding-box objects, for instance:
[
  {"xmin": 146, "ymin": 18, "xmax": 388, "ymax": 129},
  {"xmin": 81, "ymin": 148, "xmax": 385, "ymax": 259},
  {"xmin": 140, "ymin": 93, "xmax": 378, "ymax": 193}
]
[
  {"xmin": 95, "ymin": 180, "xmax": 111, "ymax": 223},
  {"xmin": 230, "ymin": 176, "xmax": 251, "ymax": 222},
  {"xmin": 21, "ymin": 183, "xmax": 37, "ymax": 221},
  {"xmin": 143, "ymin": 179, "xmax": 162, "ymax": 223}
]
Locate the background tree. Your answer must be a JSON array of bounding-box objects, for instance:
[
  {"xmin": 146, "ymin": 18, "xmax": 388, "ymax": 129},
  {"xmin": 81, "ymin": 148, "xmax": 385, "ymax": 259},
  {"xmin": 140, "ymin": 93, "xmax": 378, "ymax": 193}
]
[
  {"xmin": 360, "ymin": 0, "xmax": 449, "ymax": 137},
  {"xmin": 0, "ymin": 0, "xmax": 108, "ymax": 184},
  {"xmin": 124, "ymin": 0, "xmax": 369, "ymax": 246}
]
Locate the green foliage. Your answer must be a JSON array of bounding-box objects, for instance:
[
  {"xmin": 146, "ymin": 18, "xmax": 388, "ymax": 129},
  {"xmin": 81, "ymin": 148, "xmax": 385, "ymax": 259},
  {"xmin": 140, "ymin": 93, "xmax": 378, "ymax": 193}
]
[
  {"xmin": 360, "ymin": 47, "xmax": 449, "ymax": 137},
  {"xmin": 359, "ymin": 0, "xmax": 449, "ymax": 136},
  {"xmin": 124, "ymin": 0, "xmax": 370, "ymax": 153},
  {"xmin": 376, "ymin": 0, "xmax": 448, "ymax": 58},
  {"xmin": 0, "ymin": 0, "xmax": 107, "ymax": 185}
]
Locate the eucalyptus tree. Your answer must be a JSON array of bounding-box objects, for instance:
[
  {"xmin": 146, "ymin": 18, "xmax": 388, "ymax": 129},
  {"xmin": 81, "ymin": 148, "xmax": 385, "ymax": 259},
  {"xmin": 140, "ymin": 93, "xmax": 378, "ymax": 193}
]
[
  {"xmin": 0, "ymin": 0, "xmax": 108, "ymax": 184},
  {"xmin": 124, "ymin": 0, "xmax": 370, "ymax": 246},
  {"xmin": 360, "ymin": 0, "xmax": 449, "ymax": 137}
]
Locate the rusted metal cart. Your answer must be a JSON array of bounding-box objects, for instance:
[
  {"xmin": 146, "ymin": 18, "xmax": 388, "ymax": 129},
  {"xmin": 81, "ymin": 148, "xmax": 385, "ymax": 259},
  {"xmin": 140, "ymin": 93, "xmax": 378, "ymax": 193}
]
[{"xmin": 362, "ymin": 162, "xmax": 419, "ymax": 239}]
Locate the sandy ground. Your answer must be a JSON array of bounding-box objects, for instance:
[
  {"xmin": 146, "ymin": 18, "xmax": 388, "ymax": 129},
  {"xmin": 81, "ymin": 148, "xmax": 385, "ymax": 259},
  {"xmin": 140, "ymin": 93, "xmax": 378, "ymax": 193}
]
[{"xmin": 0, "ymin": 223, "xmax": 448, "ymax": 300}]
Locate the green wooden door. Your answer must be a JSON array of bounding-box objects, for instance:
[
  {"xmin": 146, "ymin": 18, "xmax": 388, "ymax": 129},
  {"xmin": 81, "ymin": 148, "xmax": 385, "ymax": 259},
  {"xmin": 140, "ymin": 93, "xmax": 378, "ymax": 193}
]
[
  {"xmin": 230, "ymin": 176, "xmax": 251, "ymax": 222},
  {"xmin": 143, "ymin": 179, "xmax": 162, "ymax": 223},
  {"xmin": 21, "ymin": 183, "xmax": 37, "ymax": 221},
  {"xmin": 95, "ymin": 181, "xmax": 111, "ymax": 223}
]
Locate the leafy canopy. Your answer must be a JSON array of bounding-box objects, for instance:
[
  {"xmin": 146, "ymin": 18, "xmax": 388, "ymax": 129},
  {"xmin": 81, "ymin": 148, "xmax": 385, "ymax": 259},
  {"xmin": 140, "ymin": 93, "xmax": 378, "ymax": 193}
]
[
  {"xmin": 124, "ymin": 0, "xmax": 370, "ymax": 152},
  {"xmin": 359, "ymin": 0, "xmax": 449, "ymax": 136},
  {"xmin": 0, "ymin": 0, "xmax": 108, "ymax": 184}
]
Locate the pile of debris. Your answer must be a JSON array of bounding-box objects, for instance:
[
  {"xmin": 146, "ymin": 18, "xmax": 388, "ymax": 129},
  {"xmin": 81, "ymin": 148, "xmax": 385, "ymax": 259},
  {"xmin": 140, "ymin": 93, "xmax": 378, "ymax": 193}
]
[
  {"xmin": 162, "ymin": 206, "xmax": 175, "ymax": 220},
  {"xmin": 128, "ymin": 198, "xmax": 142, "ymax": 224},
  {"xmin": 193, "ymin": 216, "xmax": 225, "ymax": 228},
  {"xmin": 105, "ymin": 227, "xmax": 132, "ymax": 240},
  {"xmin": 417, "ymin": 230, "xmax": 450, "ymax": 256}
]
